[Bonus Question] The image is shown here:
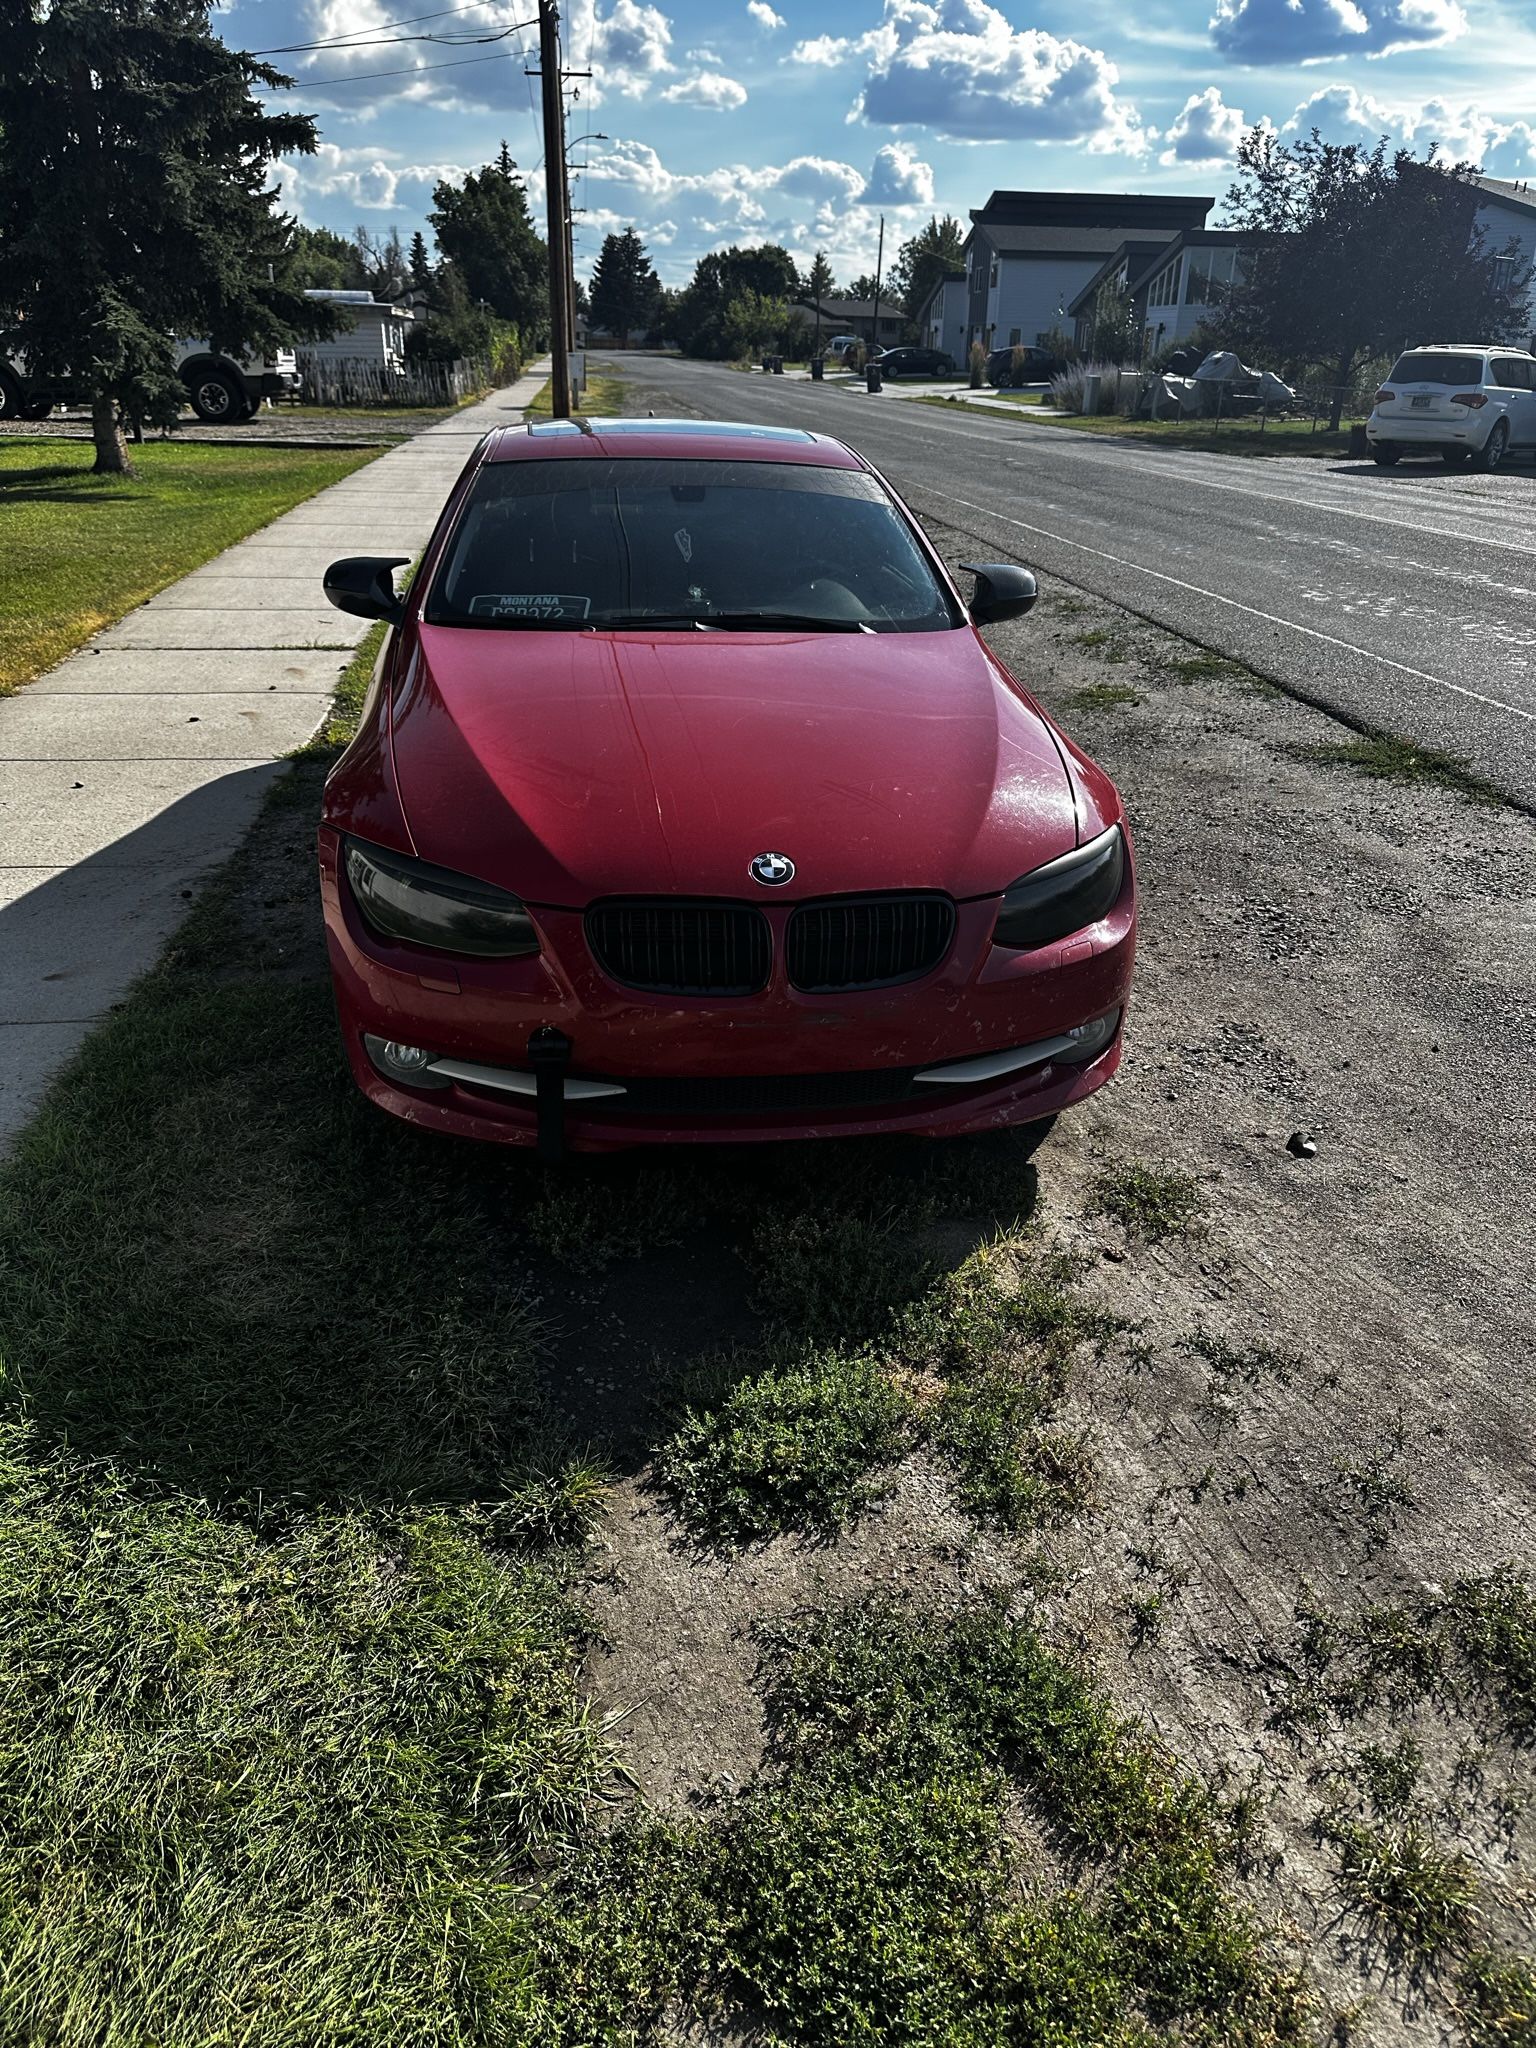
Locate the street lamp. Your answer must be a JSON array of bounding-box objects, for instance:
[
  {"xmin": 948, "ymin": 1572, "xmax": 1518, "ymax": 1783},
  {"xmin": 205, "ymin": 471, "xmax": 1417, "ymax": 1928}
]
[{"xmin": 564, "ymin": 131, "xmax": 607, "ymax": 358}]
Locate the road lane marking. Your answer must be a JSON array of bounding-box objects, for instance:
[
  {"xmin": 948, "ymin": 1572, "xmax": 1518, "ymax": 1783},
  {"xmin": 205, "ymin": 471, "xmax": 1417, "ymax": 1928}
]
[{"xmin": 923, "ymin": 489, "xmax": 1536, "ymax": 725}]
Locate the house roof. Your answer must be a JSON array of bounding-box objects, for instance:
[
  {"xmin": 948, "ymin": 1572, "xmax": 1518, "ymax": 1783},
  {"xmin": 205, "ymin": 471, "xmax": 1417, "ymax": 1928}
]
[
  {"xmin": 1475, "ymin": 175, "xmax": 1536, "ymax": 218},
  {"xmin": 1065, "ymin": 240, "xmax": 1173, "ymax": 316},
  {"xmin": 967, "ymin": 221, "xmax": 1182, "ymax": 260},
  {"xmin": 789, "ymin": 295, "xmax": 904, "ymax": 322},
  {"xmin": 969, "ymin": 190, "xmax": 1213, "ymax": 230}
]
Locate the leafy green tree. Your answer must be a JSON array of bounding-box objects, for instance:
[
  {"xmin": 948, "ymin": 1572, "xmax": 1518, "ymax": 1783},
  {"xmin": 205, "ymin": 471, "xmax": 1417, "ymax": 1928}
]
[
  {"xmin": 1085, "ymin": 278, "xmax": 1137, "ymax": 363},
  {"xmin": 588, "ymin": 228, "xmax": 663, "ymax": 345},
  {"xmin": 671, "ymin": 244, "xmax": 801, "ymax": 358},
  {"xmin": 287, "ymin": 225, "xmax": 368, "ymax": 293},
  {"xmin": 0, "ymin": 0, "xmax": 337, "ymax": 474},
  {"xmin": 1218, "ymin": 125, "xmax": 1533, "ymax": 427},
  {"xmin": 428, "ymin": 147, "xmax": 547, "ymax": 334},
  {"xmin": 847, "ymin": 273, "xmax": 881, "ymax": 303},
  {"xmin": 887, "ymin": 215, "xmax": 966, "ymax": 319},
  {"xmin": 721, "ymin": 290, "xmax": 791, "ymax": 360}
]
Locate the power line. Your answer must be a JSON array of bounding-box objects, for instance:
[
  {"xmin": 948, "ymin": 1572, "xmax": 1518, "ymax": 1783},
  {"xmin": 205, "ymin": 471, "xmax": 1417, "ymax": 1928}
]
[
  {"xmin": 263, "ymin": 47, "xmax": 529, "ymax": 88},
  {"xmin": 250, "ymin": 2, "xmax": 524, "ymax": 55}
]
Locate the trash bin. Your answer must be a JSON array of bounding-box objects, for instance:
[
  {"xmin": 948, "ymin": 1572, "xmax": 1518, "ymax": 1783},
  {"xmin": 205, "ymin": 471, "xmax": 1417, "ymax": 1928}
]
[
  {"xmin": 810, "ymin": 357, "xmax": 824, "ymax": 382},
  {"xmin": 865, "ymin": 362, "xmax": 883, "ymax": 393},
  {"xmin": 772, "ymin": 356, "xmax": 784, "ymax": 374},
  {"xmin": 1348, "ymin": 422, "xmax": 1368, "ymax": 457}
]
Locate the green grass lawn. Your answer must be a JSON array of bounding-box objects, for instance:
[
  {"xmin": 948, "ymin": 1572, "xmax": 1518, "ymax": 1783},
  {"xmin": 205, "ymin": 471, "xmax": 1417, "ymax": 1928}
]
[
  {"xmin": 925, "ymin": 395, "xmax": 1356, "ymax": 458},
  {"xmin": 0, "ymin": 438, "xmax": 381, "ymax": 693},
  {"xmin": 525, "ymin": 371, "xmax": 629, "ymax": 420}
]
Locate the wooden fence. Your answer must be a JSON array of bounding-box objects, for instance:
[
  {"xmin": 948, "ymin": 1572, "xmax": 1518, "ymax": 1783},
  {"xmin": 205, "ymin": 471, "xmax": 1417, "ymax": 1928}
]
[{"xmin": 291, "ymin": 353, "xmax": 507, "ymax": 408}]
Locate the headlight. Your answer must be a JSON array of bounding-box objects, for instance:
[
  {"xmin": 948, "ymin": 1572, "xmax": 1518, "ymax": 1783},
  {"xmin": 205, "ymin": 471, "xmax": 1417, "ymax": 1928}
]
[
  {"xmin": 992, "ymin": 824, "xmax": 1125, "ymax": 950},
  {"xmin": 344, "ymin": 837, "xmax": 539, "ymax": 958}
]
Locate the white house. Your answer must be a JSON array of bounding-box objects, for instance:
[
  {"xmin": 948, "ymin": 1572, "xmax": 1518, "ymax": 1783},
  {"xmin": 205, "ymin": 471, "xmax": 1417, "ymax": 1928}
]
[
  {"xmin": 1474, "ymin": 176, "xmax": 1536, "ymax": 347},
  {"xmin": 301, "ymin": 289, "xmax": 414, "ymax": 369},
  {"xmin": 915, "ymin": 270, "xmax": 967, "ymax": 364},
  {"xmin": 1069, "ymin": 229, "xmax": 1250, "ymax": 360},
  {"xmin": 963, "ymin": 191, "xmax": 1214, "ymax": 354}
]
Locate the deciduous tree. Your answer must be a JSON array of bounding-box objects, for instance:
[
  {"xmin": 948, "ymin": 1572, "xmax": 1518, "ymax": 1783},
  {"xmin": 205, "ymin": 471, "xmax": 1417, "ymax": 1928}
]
[
  {"xmin": 0, "ymin": 0, "xmax": 337, "ymax": 474},
  {"xmin": 1218, "ymin": 126, "xmax": 1533, "ymax": 427},
  {"xmin": 887, "ymin": 215, "xmax": 966, "ymax": 320}
]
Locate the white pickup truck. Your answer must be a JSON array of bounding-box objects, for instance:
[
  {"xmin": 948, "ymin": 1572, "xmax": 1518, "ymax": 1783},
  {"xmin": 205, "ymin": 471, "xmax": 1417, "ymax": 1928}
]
[{"xmin": 0, "ymin": 338, "xmax": 302, "ymax": 423}]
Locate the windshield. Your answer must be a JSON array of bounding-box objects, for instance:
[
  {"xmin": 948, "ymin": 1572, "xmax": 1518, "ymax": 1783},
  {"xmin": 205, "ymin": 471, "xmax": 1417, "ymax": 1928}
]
[
  {"xmin": 425, "ymin": 457, "xmax": 959, "ymax": 633},
  {"xmin": 1388, "ymin": 352, "xmax": 1484, "ymax": 385}
]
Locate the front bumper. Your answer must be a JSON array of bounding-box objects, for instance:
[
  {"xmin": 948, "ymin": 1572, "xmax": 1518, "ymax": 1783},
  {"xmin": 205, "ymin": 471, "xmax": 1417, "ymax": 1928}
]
[
  {"xmin": 318, "ymin": 826, "xmax": 1136, "ymax": 1152},
  {"xmin": 258, "ymin": 370, "xmax": 304, "ymax": 400}
]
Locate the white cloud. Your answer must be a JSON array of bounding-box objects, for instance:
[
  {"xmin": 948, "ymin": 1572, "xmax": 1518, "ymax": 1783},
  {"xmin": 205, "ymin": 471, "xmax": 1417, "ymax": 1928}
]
[
  {"xmin": 1160, "ymin": 86, "xmax": 1247, "ymax": 165},
  {"xmin": 791, "ymin": 0, "xmax": 1146, "ymax": 155},
  {"xmin": 273, "ymin": 143, "xmax": 470, "ymax": 213},
  {"xmin": 566, "ymin": 0, "xmax": 674, "ymax": 101},
  {"xmin": 747, "ymin": 0, "xmax": 786, "ymax": 25},
  {"xmin": 580, "ymin": 137, "xmax": 923, "ymax": 285},
  {"xmin": 660, "ymin": 70, "xmax": 749, "ymax": 108},
  {"xmin": 1282, "ymin": 87, "xmax": 1536, "ymax": 175},
  {"xmin": 1209, "ymin": 0, "xmax": 1466, "ymax": 63},
  {"xmin": 863, "ymin": 140, "xmax": 935, "ymax": 204}
]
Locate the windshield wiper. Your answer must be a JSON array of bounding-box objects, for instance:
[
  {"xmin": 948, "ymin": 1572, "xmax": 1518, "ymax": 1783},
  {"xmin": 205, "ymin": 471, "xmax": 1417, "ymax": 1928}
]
[{"xmin": 587, "ymin": 610, "xmax": 869, "ymax": 633}]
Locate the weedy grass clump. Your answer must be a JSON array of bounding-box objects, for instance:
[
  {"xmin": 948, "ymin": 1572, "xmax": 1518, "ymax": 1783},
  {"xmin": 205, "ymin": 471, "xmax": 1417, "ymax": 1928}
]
[
  {"xmin": 1069, "ymin": 682, "xmax": 1143, "ymax": 710},
  {"xmin": 517, "ymin": 1597, "xmax": 1313, "ymax": 2044},
  {"xmin": 654, "ymin": 1347, "xmax": 916, "ymax": 1541},
  {"xmin": 1300, "ymin": 735, "xmax": 1500, "ymax": 806},
  {"xmin": 1457, "ymin": 1951, "xmax": 1536, "ymax": 2045},
  {"xmin": 1093, "ymin": 1162, "xmax": 1203, "ymax": 1243},
  {"xmin": 1324, "ymin": 1815, "xmax": 1480, "ymax": 1969}
]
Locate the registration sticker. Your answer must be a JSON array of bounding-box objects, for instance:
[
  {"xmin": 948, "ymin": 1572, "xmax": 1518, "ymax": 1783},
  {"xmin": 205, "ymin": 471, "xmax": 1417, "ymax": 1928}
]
[{"xmin": 467, "ymin": 593, "xmax": 591, "ymax": 621}]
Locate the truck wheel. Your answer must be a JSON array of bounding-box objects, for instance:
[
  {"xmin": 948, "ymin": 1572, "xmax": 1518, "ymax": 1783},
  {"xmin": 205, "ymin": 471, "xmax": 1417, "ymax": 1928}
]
[{"xmin": 187, "ymin": 369, "xmax": 244, "ymax": 423}]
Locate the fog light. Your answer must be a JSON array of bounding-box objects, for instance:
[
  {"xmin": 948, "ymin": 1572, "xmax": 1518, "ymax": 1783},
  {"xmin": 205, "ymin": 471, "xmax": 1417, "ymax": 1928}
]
[
  {"xmin": 364, "ymin": 1033, "xmax": 451, "ymax": 1088},
  {"xmin": 1059, "ymin": 1008, "xmax": 1121, "ymax": 1062}
]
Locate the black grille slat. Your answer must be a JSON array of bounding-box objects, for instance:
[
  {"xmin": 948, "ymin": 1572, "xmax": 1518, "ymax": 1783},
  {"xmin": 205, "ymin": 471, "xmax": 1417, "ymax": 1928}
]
[
  {"xmin": 786, "ymin": 894, "xmax": 955, "ymax": 993},
  {"xmin": 587, "ymin": 899, "xmax": 770, "ymax": 996}
]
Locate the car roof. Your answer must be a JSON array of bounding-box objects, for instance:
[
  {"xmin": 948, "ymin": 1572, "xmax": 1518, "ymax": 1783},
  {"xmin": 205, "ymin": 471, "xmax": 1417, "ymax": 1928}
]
[
  {"xmin": 482, "ymin": 417, "xmax": 866, "ymax": 468},
  {"xmin": 1395, "ymin": 343, "xmax": 1535, "ymax": 356}
]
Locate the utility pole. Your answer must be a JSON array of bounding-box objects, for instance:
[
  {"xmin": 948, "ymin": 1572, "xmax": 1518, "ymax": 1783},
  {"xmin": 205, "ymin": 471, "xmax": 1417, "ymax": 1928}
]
[
  {"xmin": 537, "ymin": 0, "xmax": 572, "ymax": 418},
  {"xmin": 871, "ymin": 213, "xmax": 884, "ymax": 353}
]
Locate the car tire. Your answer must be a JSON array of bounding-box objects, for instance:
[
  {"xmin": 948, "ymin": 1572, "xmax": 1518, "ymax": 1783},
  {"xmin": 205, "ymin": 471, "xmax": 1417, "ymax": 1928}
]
[
  {"xmin": 1371, "ymin": 446, "xmax": 1401, "ymax": 467},
  {"xmin": 0, "ymin": 370, "xmax": 23, "ymax": 420},
  {"xmin": 1441, "ymin": 449, "xmax": 1472, "ymax": 467},
  {"xmin": 187, "ymin": 369, "xmax": 245, "ymax": 423},
  {"xmin": 21, "ymin": 394, "xmax": 54, "ymax": 421},
  {"xmin": 1475, "ymin": 420, "xmax": 1509, "ymax": 473},
  {"xmin": 937, "ymin": 357, "xmax": 953, "ymax": 376}
]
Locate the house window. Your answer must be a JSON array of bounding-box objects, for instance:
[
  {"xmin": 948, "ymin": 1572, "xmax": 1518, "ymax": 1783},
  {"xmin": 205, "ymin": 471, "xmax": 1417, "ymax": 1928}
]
[
  {"xmin": 1186, "ymin": 246, "xmax": 1239, "ymax": 304},
  {"xmin": 1008, "ymin": 327, "xmax": 1021, "ymax": 346},
  {"xmin": 1492, "ymin": 253, "xmax": 1518, "ymax": 292},
  {"xmin": 990, "ymin": 260, "xmax": 999, "ymax": 288},
  {"xmin": 1146, "ymin": 257, "xmax": 1182, "ymax": 310}
]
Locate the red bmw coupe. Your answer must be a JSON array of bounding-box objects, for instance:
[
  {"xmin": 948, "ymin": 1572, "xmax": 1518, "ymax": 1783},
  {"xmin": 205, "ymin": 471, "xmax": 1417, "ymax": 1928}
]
[{"xmin": 318, "ymin": 418, "xmax": 1135, "ymax": 1157}]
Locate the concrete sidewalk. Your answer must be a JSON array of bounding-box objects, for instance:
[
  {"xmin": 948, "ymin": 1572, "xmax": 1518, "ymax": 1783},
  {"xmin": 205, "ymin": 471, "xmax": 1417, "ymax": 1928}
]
[{"xmin": 0, "ymin": 361, "xmax": 550, "ymax": 1147}]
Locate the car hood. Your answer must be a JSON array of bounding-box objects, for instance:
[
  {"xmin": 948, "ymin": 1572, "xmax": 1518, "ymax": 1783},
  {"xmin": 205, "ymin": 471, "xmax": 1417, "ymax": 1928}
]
[{"xmin": 388, "ymin": 622, "xmax": 1078, "ymax": 905}]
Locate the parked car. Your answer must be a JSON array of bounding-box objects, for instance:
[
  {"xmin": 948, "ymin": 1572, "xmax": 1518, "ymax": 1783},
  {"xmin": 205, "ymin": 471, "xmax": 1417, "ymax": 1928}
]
[
  {"xmin": 820, "ymin": 335, "xmax": 863, "ymax": 364},
  {"xmin": 1366, "ymin": 344, "xmax": 1536, "ymax": 470},
  {"xmin": 872, "ymin": 346, "xmax": 955, "ymax": 379},
  {"xmin": 986, "ymin": 345, "xmax": 1068, "ymax": 389},
  {"xmin": 317, "ymin": 417, "xmax": 1135, "ymax": 1158},
  {"xmin": 0, "ymin": 339, "xmax": 301, "ymax": 423}
]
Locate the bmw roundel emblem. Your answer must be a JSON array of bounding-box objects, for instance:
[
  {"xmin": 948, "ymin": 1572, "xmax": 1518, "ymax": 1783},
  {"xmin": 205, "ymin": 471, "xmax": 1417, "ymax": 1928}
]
[{"xmin": 750, "ymin": 851, "xmax": 795, "ymax": 887}]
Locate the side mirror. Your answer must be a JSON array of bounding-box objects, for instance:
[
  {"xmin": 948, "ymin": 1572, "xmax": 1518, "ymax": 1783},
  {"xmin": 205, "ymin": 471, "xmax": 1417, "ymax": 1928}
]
[
  {"xmin": 324, "ymin": 555, "xmax": 409, "ymax": 625},
  {"xmin": 962, "ymin": 561, "xmax": 1038, "ymax": 628}
]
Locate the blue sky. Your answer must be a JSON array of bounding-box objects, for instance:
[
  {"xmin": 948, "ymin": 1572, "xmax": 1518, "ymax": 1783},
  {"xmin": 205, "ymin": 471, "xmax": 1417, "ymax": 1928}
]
[{"xmin": 225, "ymin": 0, "xmax": 1536, "ymax": 287}]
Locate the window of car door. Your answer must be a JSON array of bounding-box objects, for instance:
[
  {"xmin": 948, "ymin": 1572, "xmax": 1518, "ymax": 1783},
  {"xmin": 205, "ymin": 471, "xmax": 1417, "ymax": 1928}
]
[{"xmin": 1491, "ymin": 358, "xmax": 1534, "ymax": 440}]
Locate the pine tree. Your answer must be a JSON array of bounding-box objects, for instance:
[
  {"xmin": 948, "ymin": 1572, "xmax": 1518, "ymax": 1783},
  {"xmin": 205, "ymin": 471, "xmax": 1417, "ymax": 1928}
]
[
  {"xmin": 0, "ymin": 0, "xmax": 337, "ymax": 474},
  {"xmin": 408, "ymin": 232, "xmax": 433, "ymax": 292},
  {"xmin": 802, "ymin": 251, "xmax": 836, "ymax": 355},
  {"xmin": 428, "ymin": 155, "xmax": 547, "ymax": 335},
  {"xmin": 588, "ymin": 228, "xmax": 663, "ymax": 346}
]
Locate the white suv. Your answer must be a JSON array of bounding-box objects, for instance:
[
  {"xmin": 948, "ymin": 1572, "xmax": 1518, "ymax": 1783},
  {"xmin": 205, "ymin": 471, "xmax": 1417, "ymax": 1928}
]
[{"xmin": 1366, "ymin": 345, "xmax": 1536, "ymax": 471}]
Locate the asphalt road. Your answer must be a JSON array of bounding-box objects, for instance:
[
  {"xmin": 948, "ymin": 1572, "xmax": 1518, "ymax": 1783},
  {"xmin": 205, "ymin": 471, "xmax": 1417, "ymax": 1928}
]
[{"xmin": 601, "ymin": 353, "xmax": 1536, "ymax": 809}]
